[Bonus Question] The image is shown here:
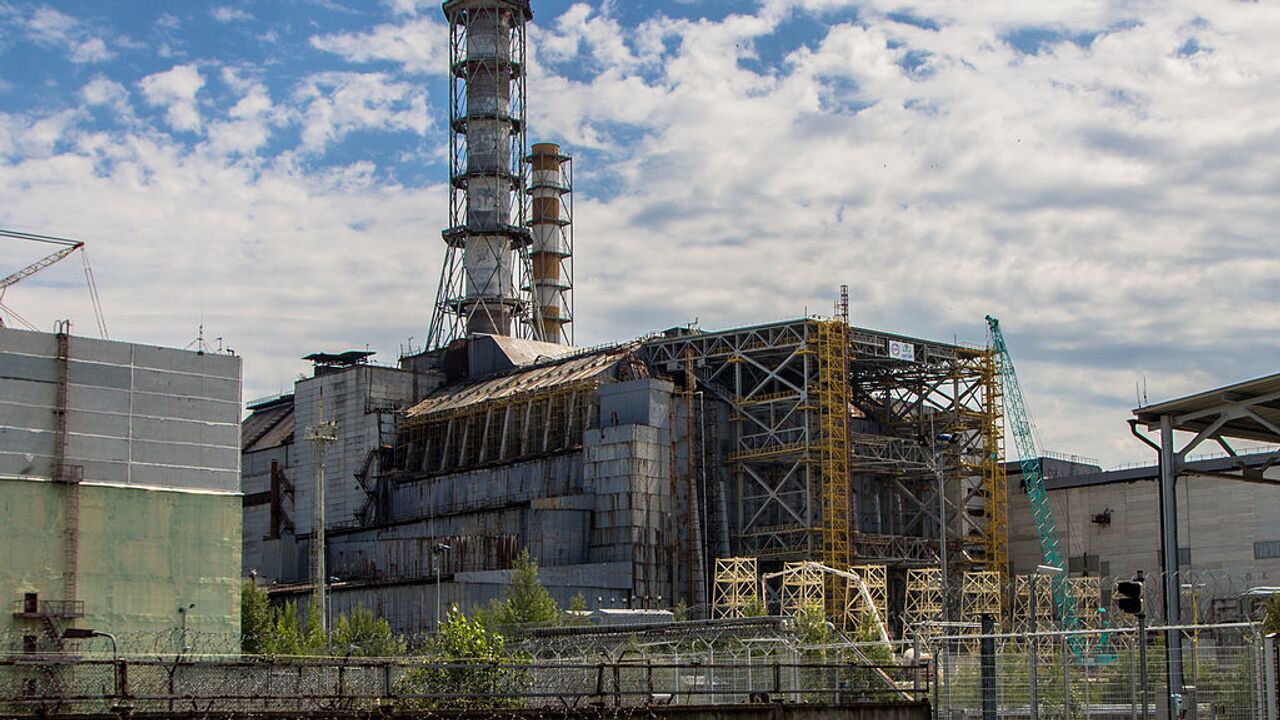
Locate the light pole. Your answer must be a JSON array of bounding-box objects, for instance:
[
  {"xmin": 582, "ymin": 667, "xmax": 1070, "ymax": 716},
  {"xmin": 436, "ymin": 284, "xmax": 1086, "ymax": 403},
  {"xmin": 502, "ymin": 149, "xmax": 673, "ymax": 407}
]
[
  {"xmin": 177, "ymin": 603, "xmax": 195, "ymax": 654},
  {"xmin": 931, "ymin": 430, "xmax": 961, "ymax": 620},
  {"xmin": 326, "ymin": 576, "xmax": 340, "ymax": 644},
  {"xmin": 432, "ymin": 542, "xmax": 451, "ymax": 632},
  {"xmin": 63, "ymin": 628, "xmax": 120, "ymax": 697},
  {"xmin": 1029, "ymin": 564, "xmax": 1064, "ymax": 720}
]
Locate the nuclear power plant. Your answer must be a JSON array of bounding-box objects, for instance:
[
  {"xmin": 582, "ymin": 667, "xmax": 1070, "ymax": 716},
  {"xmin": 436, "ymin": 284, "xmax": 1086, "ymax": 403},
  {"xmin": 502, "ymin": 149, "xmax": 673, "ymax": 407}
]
[{"xmin": 238, "ymin": 0, "xmax": 1013, "ymax": 637}]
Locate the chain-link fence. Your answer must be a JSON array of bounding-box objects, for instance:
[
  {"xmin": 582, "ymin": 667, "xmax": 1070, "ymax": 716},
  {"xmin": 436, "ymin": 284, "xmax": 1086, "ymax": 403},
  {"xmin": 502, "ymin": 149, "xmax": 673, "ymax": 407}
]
[
  {"xmin": 0, "ymin": 654, "xmax": 929, "ymax": 717},
  {"xmin": 932, "ymin": 623, "xmax": 1267, "ymax": 720}
]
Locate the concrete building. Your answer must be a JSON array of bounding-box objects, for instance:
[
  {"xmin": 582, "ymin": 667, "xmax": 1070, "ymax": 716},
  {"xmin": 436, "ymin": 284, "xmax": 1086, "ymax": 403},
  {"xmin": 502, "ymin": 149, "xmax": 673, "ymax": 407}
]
[
  {"xmin": 1009, "ymin": 438, "xmax": 1280, "ymax": 622},
  {"xmin": 241, "ymin": 1, "xmax": 1005, "ymax": 637},
  {"xmin": 1, "ymin": 326, "xmax": 242, "ymax": 656},
  {"xmin": 242, "ymin": 323, "xmax": 1005, "ymax": 635}
]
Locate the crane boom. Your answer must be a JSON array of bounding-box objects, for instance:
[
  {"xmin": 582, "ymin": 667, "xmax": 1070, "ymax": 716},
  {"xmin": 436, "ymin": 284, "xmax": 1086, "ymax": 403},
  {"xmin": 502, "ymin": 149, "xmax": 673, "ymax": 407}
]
[
  {"xmin": 0, "ymin": 242, "xmax": 83, "ymax": 291},
  {"xmin": 985, "ymin": 315, "xmax": 1084, "ymax": 657},
  {"xmin": 1, "ymin": 229, "xmax": 107, "ymax": 338}
]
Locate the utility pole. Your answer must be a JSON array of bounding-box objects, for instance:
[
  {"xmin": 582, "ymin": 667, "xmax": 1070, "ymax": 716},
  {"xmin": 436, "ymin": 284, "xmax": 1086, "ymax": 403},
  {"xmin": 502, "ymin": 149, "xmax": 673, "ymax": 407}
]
[{"xmin": 303, "ymin": 391, "xmax": 337, "ymax": 634}]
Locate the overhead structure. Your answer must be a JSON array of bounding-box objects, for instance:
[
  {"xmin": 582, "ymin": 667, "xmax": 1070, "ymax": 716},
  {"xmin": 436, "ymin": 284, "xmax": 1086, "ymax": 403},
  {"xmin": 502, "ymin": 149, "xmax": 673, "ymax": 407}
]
[
  {"xmin": 985, "ymin": 316, "xmax": 1083, "ymax": 653},
  {"xmin": 526, "ymin": 142, "xmax": 573, "ymax": 344},
  {"xmin": 640, "ymin": 319, "xmax": 998, "ymax": 569},
  {"xmin": 0, "ymin": 228, "xmax": 107, "ymax": 337},
  {"xmin": 428, "ymin": 0, "xmax": 536, "ymax": 347},
  {"xmin": 1129, "ymin": 371, "xmax": 1280, "ymax": 720}
]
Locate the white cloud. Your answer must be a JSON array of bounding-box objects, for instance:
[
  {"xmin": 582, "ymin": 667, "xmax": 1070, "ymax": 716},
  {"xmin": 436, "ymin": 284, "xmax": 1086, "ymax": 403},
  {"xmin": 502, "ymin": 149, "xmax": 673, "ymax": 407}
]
[
  {"xmin": 211, "ymin": 6, "xmax": 253, "ymax": 23},
  {"xmin": 310, "ymin": 17, "xmax": 449, "ymax": 75},
  {"xmin": 294, "ymin": 72, "xmax": 429, "ymax": 152},
  {"xmin": 19, "ymin": 5, "xmax": 116, "ymax": 63},
  {"xmin": 80, "ymin": 76, "xmax": 129, "ymax": 111},
  {"xmin": 139, "ymin": 64, "xmax": 205, "ymax": 132}
]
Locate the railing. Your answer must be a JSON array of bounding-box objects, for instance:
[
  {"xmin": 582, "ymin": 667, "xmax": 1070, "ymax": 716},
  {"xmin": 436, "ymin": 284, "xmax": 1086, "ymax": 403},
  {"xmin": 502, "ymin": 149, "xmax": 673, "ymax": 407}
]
[
  {"xmin": 11, "ymin": 600, "xmax": 84, "ymax": 618},
  {"xmin": 0, "ymin": 658, "xmax": 929, "ymax": 715}
]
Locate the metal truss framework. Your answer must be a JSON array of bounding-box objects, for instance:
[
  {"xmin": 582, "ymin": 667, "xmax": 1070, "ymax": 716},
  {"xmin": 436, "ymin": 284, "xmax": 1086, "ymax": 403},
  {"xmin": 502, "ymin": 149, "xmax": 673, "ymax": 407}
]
[
  {"xmin": 849, "ymin": 564, "xmax": 887, "ymax": 625},
  {"xmin": 960, "ymin": 570, "xmax": 1003, "ymax": 621},
  {"xmin": 397, "ymin": 381, "xmax": 600, "ymax": 476},
  {"xmin": 641, "ymin": 319, "xmax": 1004, "ymax": 580},
  {"xmin": 904, "ymin": 568, "xmax": 942, "ymax": 637},
  {"xmin": 712, "ymin": 557, "xmax": 759, "ymax": 618}
]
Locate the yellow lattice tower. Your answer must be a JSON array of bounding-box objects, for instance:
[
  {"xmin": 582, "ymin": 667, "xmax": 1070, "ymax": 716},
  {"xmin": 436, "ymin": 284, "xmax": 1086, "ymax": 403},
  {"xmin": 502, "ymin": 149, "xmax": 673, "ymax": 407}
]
[
  {"xmin": 979, "ymin": 348, "xmax": 1009, "ymax": 576},
  {"xmin": 712, "ymin": 557, "xmax": 759, "ymax": 618},
  {"xmin": 812, "ymin": 320, "xmax": 852, "ymax": 622},
  {"xmin": 849, "ymin": 564, "xmax": 887, "ymax": 625},
  {"xmin": 1071, "ymin": 576, "xmax": 1102, "ymax": 629},
  {"xmin": 961, "ymin": 571, "xmax": 1003, "ymax": 621},
  {"xmin": 1011, "ymin": 574, "xmax": 1055, "ymax": 631},
  {"xmin": 904, "ymin": 568, "xmax": 943, "ymax": 637},
  {"xmin": 780, "ymin": 561, "xmax": 825, "ymax": 616}
]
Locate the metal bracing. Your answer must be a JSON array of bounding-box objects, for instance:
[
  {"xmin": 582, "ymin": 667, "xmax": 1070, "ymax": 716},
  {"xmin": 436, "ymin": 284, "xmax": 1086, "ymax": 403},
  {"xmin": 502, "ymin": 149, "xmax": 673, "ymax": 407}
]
[
  {"xmin": 904, "ymin": 567, "xmax": 942, "ymax": 637},
  {"xmin": 849, "ymin": 564, "xmax": 887, "ymax": 626},
  {"xmin": 974, "ymin": 348, "xmax": 1009, "ymax": 576},
  {"xmin": 712, "ymin": 557, "xmax": 759, "ymax": 618},
  {"xmin": 960, "ymin": 570, "xmax": 1003, "ymax": 621},
  {"xmin": 776, "ymin": 562, "xmax": 824, "ymax": 616},
  {"xmin": 1011, "ymin": 574, "xmax": 1055, "ymax": 632},
  {"xmin": 814, "ymin": 319, "xmax": 852, "ymax": 620},
  {"xmin": 398, "ymin": 381, "xmax": 600, "ymax": 476},
  {"xmin": 640, "ymin": 318, "xmax": 1000, "ymax": 582},
  {"xmin": 1071, "ymin": 576, "xmax": 1102, "ymax": 629}
]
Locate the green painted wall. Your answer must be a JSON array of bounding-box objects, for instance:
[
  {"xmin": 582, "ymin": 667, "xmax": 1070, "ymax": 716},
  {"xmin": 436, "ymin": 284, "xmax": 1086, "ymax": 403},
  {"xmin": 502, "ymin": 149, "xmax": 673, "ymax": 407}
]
[{"xmin": 1, "ymin": 478, "xmax": 241, "ymax": 656}]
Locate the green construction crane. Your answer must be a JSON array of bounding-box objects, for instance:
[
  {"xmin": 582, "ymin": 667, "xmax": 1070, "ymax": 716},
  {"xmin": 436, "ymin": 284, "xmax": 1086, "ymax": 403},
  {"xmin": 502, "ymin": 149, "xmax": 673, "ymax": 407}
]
[{"xmin": 986, "ymin": 315, "xmax": 1084, "ymax": 657}]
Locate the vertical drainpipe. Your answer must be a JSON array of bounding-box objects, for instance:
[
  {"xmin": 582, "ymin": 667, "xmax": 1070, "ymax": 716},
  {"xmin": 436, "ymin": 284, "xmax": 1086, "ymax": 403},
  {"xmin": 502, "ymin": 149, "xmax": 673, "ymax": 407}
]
[{"xmin": 527, "ymin": 142, "xmax": 572, "ymax": 343}]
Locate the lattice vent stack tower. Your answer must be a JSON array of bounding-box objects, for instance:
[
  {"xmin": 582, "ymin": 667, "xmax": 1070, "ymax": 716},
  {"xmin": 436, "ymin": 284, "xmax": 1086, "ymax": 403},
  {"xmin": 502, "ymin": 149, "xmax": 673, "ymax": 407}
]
[
  {"xmin": 528, "ymin": 143, "xmax": 573, "ymax": 343},
  {"xmin": 428, "ymin": 0, "xmax": 533, "ymax": 346}
]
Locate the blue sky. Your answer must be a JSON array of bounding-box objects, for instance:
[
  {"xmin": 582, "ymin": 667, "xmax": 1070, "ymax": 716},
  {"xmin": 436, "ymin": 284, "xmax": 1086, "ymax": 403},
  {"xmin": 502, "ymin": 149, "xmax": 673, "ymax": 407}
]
[{"xmin": 2, "ymin": 0, "xmax": 1278, "ymax": 465}]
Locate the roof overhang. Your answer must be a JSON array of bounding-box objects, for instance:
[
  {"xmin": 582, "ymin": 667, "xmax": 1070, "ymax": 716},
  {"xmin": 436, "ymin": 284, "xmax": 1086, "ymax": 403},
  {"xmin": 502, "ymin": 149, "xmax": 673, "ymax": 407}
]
[{"xmin": 1133, "ymin": 372, "xmax": 1280, "ymax": 444}]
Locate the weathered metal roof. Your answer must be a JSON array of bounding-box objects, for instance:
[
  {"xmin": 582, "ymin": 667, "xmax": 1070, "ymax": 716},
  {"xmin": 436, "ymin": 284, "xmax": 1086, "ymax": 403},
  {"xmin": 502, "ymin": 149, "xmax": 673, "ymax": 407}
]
[
  {"xmin": 405, "ymin": 344, "xmax": 636, "ymax": 420},
  {"xmin": 242, "ymin": 398, "xmax": 294, "ymax": 452}
]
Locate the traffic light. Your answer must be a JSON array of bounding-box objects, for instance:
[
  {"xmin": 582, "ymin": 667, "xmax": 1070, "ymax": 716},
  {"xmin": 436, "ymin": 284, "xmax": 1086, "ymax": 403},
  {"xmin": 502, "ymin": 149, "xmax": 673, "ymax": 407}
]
[{"xmin": 1115, "ymin": 577, "xmax": 1144, "ymax": 616}]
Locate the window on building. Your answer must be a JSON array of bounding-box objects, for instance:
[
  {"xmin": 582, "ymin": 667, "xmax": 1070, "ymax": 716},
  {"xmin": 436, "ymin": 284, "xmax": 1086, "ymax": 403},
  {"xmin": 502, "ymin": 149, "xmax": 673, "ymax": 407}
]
[
  {"xmin": 1178, "ymin": 547, "xmax": 1192, "ymax": 566},
  {"xmin": 1255, "ymin": 540, "xmax": 1280, "ymax": 560}
]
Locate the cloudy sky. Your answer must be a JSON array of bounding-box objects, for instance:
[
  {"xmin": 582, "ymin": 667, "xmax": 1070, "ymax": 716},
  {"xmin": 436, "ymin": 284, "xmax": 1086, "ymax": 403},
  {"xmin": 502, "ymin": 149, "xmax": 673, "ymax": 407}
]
[{"xmin": 1, "ymin": 0, "xmax": 1277, "ymax": 466}]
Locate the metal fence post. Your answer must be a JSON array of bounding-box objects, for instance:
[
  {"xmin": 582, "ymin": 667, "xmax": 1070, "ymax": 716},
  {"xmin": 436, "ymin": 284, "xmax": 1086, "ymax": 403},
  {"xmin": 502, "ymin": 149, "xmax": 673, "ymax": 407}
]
[
  {"xmin": 1130, "ymin": 634, "xmax": 1138, "ymax": 720},
  {"xmin": 981, "ymin": 615, "xmax": 997, "ymax": 720},
  {"xmin": 1265, "ymin": 633, "xmax": 1278, "ymax": 720},
  {"xmin": 1061, "ymin": 634, "xmax": 1071, "ymax": 720}
]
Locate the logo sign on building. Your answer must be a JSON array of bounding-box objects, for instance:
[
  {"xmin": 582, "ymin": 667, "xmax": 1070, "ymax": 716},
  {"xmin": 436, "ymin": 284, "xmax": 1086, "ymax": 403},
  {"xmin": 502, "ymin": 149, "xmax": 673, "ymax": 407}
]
[{"xmin": 888, "ymin": 340, "xmax": 915, "ymax": 362}]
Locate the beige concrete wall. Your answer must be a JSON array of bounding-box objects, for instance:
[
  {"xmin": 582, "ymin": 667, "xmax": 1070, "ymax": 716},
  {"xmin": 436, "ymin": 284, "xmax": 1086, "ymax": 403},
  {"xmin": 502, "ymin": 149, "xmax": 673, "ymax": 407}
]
[{"xmin": 1008, "ymin": 468, "xmax": 1280, "ymax": 620}]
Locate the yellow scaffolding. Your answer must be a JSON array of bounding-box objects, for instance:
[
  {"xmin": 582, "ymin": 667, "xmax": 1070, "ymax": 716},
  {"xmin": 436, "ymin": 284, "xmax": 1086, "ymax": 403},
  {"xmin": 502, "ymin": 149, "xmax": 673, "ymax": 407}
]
[
  {"xmin": 1072, "ymin": 576, "xmax": 1102, "ymax": 629},
  {"xmin": 979, "ymin": 347, "xmax": 1009, "ymax": 576},
  {"xmin": 712, "ymin": 557, "xmax": 759, "ymax": 618},
  {"xmin": 780, "ymin": 561, "xmax": 825, "ymax": 616},
  {"xmin": 813, "ymin": 319, "xmax": 851, "ymax": 622},
  {"xmin": 904, "ymin": 567, "xmax": 943, "ymax": 637},
  {"xmin": 1011, "ymin": 574, "xmax": 1055, "ymax": 631},
  {"xmin": 961, "ymin": 570, "xmax": 1003, "ymax": 620},
  {"xmin": 849, "ymin": 564, "xmax": 887, "ymax": 627}
]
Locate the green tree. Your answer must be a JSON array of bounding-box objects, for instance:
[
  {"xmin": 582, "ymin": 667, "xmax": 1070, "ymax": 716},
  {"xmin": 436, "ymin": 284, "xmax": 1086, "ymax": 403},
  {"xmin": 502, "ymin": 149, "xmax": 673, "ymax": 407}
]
[
  {"xmin": 260, "ymin": 600, "xmax": 307, "ymax": 656},
  {"xmin": 564, "ymin": 593, "xmax": 592, "ymax": 626},
  {"xmin": 502, "ymin": 549, "xmax": 560, "ymax": 626},
  {"xmin": 1263, "ymin": 593, "xmax": 1280, "ymax": 633},
  {"xmin": 794, "ymin": 602, "xmax": 832, "ymax": 645},
  {"xmin": 241, "ymin": 580, "xmax": 272, "ymax": 654},
  {"xmin": 332, "ymin": 605, "xmax": 407, "ymax": 657},
  {"xmin": 741, "ymin": 596, "xmax": 767, "ymax": 617},
  {"xmin": 395, "ymin": 607, "xmax": 529, "ymax": 708}
]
